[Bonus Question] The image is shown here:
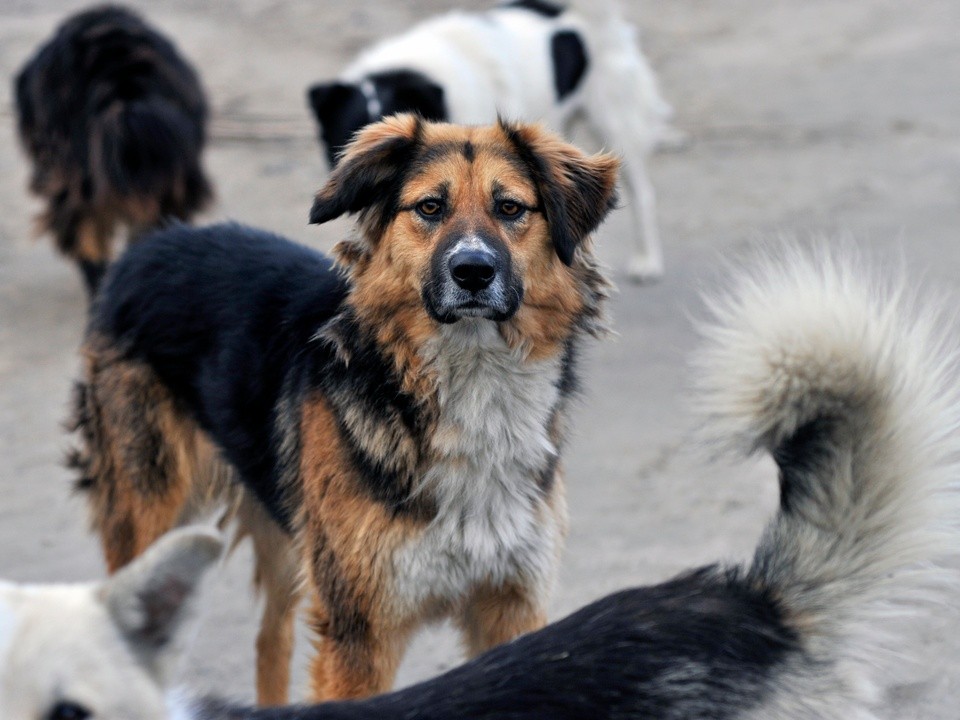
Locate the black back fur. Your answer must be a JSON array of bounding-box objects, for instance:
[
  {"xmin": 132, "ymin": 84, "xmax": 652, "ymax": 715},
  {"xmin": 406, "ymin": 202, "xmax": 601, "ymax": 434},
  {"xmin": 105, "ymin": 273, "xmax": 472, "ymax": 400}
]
[{"xmin": 90, "ymin": 223, "xmax": 442, "ymax": 528}]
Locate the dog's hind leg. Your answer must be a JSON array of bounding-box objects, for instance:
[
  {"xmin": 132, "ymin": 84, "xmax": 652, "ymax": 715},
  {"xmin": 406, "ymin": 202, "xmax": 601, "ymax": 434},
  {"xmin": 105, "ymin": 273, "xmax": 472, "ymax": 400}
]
[
  {"xmin": 579, "ymin": 108, "xmax": 664, "ymax": 282},
  {"xmin": 576, "ymin": 11, "xmax": 672, "ymax": 283},
  {"xmin": 236, "ymin": 495, "xmax": 303, "ymax": 706},
  {"xmin": 586, "ymin": 120, "xmax": 664, "ymax": 283},
  {"xmin": 70, "ymin": 338, "xmax": 198, "ymax": 572},
  {"xmin": 620, "ymin": 155, "xmax": 664, "ymax": 283}
]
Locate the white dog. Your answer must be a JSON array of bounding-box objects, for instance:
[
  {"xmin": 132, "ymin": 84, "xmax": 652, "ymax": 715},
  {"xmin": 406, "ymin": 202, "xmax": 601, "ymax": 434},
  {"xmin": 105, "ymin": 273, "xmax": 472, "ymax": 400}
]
[
  {"xmin": 0, "ymin": 528, "xmax": 222, "ymax": 720},
  {"xmin": 307, "ymin": 0, "xmax": 675, "ymax": 282}
]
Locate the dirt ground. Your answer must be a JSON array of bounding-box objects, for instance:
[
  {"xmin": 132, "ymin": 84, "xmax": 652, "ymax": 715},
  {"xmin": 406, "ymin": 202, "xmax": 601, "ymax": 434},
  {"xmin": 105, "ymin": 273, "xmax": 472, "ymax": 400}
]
[{"xmin": 2, "ymin": 0, "xmax": 960, "ymax": 715}]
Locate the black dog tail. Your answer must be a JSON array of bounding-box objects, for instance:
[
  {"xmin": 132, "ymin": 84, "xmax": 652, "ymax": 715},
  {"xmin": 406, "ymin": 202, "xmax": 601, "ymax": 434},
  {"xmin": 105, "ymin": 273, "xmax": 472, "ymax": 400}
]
[
  {"xmin": 93, "ymin": 97, "xmax": 213, "ymax": 219},
  {"xmin": 693, "ymin": 246, "xmax": 960, "ymax": 714}
]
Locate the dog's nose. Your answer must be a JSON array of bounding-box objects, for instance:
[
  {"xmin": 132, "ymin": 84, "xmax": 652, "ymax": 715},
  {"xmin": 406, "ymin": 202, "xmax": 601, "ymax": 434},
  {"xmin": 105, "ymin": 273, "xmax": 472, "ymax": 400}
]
[{"xmin": 449, "ymin": 250, "xmax": 496, "ymax": 292}]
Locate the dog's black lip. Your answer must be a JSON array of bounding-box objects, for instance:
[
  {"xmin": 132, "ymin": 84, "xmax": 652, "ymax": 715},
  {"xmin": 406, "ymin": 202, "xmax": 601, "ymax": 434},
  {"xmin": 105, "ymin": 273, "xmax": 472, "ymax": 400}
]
[
  {"xmin": 432, "ymin": 303, "xmax": 510, "ymax": 324},
  {"xmin": 455, "ymin": 303, "xmax": 519, "ymax": 323}
]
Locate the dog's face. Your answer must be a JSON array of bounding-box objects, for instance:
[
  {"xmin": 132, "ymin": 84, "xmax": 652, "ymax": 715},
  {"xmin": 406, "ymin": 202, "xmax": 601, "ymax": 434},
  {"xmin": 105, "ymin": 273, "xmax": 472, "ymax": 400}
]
[
  {"xmin": 0, "ymin": 529, "xmax": 221, "ymax": 720},
  {"xmin": 383, "ymin": 131, "xmax": 537, "ymax": 324},
  {"xmin": 310, "ymin": 115, "xmax": 618, "ymax": 345}
]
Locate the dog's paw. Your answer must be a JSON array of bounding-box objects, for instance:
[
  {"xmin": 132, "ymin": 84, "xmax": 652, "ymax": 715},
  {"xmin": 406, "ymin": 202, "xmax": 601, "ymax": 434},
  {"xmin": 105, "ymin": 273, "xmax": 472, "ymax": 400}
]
[{"xmin": 626, "ymin": 255, "xmax": 664, "ymax": 284}]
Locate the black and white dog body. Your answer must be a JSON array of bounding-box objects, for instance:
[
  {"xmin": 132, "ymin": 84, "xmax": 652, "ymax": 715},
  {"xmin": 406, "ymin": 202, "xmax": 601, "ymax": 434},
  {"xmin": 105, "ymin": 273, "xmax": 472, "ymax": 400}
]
[{"xmin": 307, "ymin": 0, "xmax": 675, "ymax": 281}]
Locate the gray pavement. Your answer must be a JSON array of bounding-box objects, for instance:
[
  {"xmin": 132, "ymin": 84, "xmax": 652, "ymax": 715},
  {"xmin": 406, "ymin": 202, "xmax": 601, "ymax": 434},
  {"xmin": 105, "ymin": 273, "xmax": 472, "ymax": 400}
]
[{"xmin": 2, "ymin": 0, "xmax": 960, "ymax": 715}]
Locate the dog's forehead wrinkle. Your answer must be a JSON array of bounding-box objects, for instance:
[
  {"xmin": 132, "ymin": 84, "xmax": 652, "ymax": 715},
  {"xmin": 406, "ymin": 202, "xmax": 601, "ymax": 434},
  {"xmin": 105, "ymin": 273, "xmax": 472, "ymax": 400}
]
[
  {"xmin": 425, "ymin": 181, "xmax": 450, "ymax": 201},
  {"xmin": 410, "ymin": 137, "xmax": 526, "ymax": 175},
  {"xmin": 404, "ymin": 170, "xmax": 536, "ymax": 211}
]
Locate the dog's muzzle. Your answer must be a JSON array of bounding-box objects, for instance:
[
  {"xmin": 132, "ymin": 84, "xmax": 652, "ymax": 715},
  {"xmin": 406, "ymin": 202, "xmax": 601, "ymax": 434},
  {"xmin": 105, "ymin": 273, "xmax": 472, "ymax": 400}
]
[{"xmin": 425, "ymin": 235, "xmax": 522, "ymax": 323}]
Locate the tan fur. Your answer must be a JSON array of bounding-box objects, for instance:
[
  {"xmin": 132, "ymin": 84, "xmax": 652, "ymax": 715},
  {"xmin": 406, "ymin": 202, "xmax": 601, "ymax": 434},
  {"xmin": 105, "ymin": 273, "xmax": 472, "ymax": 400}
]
[
  {"xmin": 77, "ymin": 339, "xmax": 198, "ymax": 569},
  {"xmin": 76, "ymin": 118, "xmax": 618, "ymax": 704},
  {"xmin": 338, "ymin": 119, "xmax": 614, "ymax": 368},
  {"xmin": 458, "ymin": 584, "xmax": 548, "ymax": 658},
  {"xmin": 32, "ymin": 171, "xmax": 198, "ymax": 266},
  {"xmin": 75, "ymin": 335, "xmax": 298, "ymax": 704},
  {"xmin": 73, "ymin": 215, "xmax": 114, "ymax": 264},
  {"xmin": 298, "ymin": 394, "xmax": 420, "ymax": 697}
]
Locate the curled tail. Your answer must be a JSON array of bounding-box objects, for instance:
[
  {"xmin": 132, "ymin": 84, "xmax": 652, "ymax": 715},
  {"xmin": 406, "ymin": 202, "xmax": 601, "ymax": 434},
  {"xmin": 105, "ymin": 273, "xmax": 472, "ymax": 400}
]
[
  {"xmin": 93, "ymin": 98, "xmax": 213, "ymax": 222},
  {"xmin": 693, "ymin": 248, "xmax": 960, "ymax": 711}
]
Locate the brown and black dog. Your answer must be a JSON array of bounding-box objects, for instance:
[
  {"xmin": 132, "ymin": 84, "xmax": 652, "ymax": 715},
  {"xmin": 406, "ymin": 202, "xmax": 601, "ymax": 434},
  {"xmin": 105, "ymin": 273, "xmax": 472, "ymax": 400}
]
[
  {"xmin": 14, "ymin": 6, "xmax": 213, "ymax": 295},
  {"xmin": 69, "ymin": 115, "xmax": 618, "ymax": 704}
]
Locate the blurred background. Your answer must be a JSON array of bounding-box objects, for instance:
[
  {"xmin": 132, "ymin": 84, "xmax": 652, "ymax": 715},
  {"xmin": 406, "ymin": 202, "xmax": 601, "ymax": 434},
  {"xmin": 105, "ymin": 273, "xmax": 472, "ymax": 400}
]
[{"xmin": 1, "ymin": 0, "xmax": 959, "ymax": 716}]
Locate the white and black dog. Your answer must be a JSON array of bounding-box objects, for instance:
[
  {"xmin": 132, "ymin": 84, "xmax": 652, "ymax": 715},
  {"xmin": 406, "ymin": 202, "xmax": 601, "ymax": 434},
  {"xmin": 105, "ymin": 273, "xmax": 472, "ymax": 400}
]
[
  {"xmin": 307, "ymin": 0, "xmax": 675, "ymax": 281},
  {"xmin": 4, "ymin": 249, "xmax": 959, "ymax": 719}
]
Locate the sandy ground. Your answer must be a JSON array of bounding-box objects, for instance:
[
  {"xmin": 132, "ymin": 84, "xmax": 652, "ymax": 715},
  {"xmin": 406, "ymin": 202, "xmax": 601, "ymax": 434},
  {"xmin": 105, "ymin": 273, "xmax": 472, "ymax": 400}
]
[{"xmin": 2, "ymin": 0, "xmax": 960, "ymax": 715}]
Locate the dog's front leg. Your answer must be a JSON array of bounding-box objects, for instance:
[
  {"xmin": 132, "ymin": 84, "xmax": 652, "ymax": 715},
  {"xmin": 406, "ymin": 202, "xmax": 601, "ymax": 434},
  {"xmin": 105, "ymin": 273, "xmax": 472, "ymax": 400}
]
[
  {"xmin": 457, "ymin": 583, "xmax": 548, "ymax": 657},
  {"xmin": 306, "ymin": 593, "xmax": 412, "ymax": 701}
]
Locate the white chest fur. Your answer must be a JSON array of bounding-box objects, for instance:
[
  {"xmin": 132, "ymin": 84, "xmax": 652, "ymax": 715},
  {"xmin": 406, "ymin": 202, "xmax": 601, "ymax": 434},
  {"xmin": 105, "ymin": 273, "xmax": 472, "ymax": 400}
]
[{"xmin": 392, "ymin": 321, "xmax": 566, "ymax": 613}]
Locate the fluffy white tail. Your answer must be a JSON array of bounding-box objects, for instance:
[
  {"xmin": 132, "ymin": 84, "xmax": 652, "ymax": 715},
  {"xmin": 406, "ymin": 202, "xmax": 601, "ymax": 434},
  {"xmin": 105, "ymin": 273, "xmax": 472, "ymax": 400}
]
[{"xmin": 693, "ymin": 247, "xmax": 960, "ymax": 713}]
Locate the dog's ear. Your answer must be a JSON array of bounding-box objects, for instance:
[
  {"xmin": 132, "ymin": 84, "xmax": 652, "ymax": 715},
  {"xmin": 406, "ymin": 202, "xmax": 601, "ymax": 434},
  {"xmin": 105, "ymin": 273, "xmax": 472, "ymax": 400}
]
[
  {"xmin": 100, "ymin": 527, "xmax": 222, "ymax": 669},
  {"xmin": 306, "ymin": 82, "xmax": 337, "ymax": 118},
  {"xmin": 309, "ymin": 113, "xmax": 423, "ymax": 234},
  {"xmin": 306, "ymin": 81, "xmax": 371, "ymax": 168},
  {"xmin": 501, "ymin": 120, "xmax": 620, "ymax": 265}
]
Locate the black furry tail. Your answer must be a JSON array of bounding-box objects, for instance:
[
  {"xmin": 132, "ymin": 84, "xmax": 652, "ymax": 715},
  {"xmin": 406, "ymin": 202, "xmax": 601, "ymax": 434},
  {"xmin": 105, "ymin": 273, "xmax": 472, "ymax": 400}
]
[{"xmin": 94, "ymin": 98, "xmax": 213, "ymax": 218}]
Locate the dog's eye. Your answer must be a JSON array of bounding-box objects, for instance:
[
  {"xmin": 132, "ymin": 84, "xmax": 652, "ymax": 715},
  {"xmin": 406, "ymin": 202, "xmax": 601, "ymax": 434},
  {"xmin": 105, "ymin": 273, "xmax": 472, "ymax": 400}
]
[
  {"xmin": 47, "ymin": 702, "xmax": 92, "ymax": 720},
  {"xmin": 496, "ymin": 200, "xmax": 525, "ymax": 219},
  {"xmin": 416, "ymin": 199, "xmax": 444, "ymax": 219}
]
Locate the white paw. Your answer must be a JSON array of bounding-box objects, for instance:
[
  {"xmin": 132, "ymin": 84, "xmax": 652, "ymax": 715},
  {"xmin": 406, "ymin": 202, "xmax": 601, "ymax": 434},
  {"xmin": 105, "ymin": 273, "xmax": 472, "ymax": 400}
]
[{"xmin": 626, "ymin": 255, "xmax": 664, "ymax": 284}]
